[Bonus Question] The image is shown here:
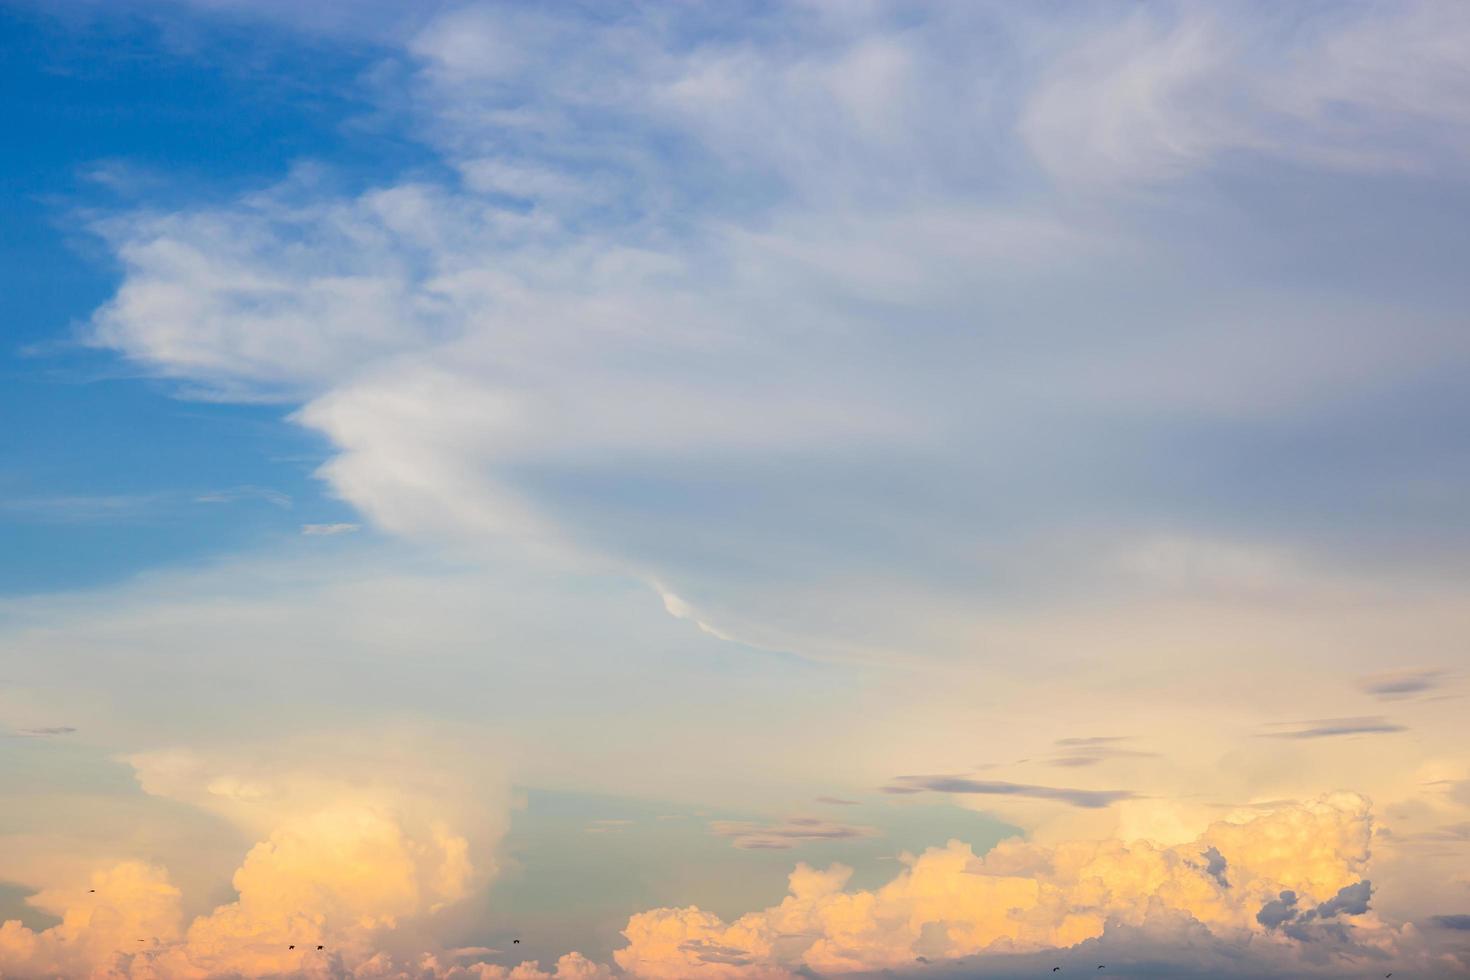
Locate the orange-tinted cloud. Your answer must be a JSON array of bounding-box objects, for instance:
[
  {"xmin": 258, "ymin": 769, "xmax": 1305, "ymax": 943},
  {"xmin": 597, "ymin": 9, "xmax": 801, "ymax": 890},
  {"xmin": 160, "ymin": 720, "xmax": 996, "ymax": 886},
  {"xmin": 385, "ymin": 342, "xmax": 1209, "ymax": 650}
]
[{"xmin": 614, "ymin": 793, "xmax": 1382, "ymax": 978}]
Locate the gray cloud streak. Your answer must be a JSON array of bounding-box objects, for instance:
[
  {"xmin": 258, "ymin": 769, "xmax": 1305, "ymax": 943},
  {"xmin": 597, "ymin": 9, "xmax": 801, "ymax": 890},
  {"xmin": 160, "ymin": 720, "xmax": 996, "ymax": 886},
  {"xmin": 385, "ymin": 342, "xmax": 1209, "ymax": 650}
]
[{"xmin": 886, "ymin": 775, "xmax": 1135, "ymax": 809}]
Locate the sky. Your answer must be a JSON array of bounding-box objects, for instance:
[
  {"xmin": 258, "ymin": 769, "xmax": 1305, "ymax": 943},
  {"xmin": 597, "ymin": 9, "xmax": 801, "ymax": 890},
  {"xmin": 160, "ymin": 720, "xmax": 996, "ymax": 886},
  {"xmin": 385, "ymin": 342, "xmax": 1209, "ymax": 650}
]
[{"xmin": 1, "ymin": 0, "xmax": 1469, "ymax": 977}]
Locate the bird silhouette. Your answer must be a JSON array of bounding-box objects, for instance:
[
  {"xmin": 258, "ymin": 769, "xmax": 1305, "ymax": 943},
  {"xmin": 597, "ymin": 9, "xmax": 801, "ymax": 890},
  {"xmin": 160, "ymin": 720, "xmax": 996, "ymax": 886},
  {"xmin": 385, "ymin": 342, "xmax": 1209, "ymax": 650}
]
[
  {"xmin": 317, "ymin": 945, "xmax": 324, "ymax": 950},
  {"xmin": 88, "ymin": 889, "xmax": 95, "ymax": 894},
  {"xmin": 513, "ymin": 939, "xmax": 521, "ymax": 944},
  {"xmin": 289, "ymin": 945, "xmax": 295, "ymax": 950}
]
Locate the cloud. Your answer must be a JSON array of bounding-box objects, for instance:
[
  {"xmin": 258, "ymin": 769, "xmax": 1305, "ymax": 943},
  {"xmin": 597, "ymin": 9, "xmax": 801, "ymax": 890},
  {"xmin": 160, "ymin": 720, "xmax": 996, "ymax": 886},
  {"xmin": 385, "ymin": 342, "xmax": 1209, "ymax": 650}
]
[
  {"xmin": 1197, "ymin": 846, "xmax": 1229, "ymax": 889},
  {"xmin": 1045, "ymin": 736, "xmax": 1159, "ymax": 769},
  {"xmin": 0, "ymin": 759, "xmax": 521, "ymax": 979},
  {"xmin": 0, "ymin": 493, "xmax": 168, "ymax": 524},
  {"xmin": 194, "ymin": 485, "xmax": 292, "ymax": 509},
  {"xmin": 1255, "ymin": 890, "xmax": 1299, "ymax": 930},
  {"xmin": 72, "ymin": 0, "xmax": 1470, "ymax": 689},
  {"xmin": 709, "ymin": 818, "xmax": 880, "ymax": 851},
  {"xmin": 1019, "ymin": 2, "xmax": 1470, "ymax": 185},
  {"xmin": 814, "ymin": 797, "xmax": 859, "ymax": 807},
  {"xmin": 1257, "ymin": 880, "xmax": 1372, "ymax": 934},
  {"xmin": 0, "ymin": 861, "xmax": 183, "ymax": 977},
  {"xmin": 13, "ymin": 726, "xmax": 77, "ymax": 737},
  {"xmin": 301, "ymin": 522, "xmax": 362, "ymax": 536},
  {"xmin": 16, "ymin": 2, "xmax": 1470, "ymax": 974},
  {"xmin": 1432, "ymin": 914, "xmax": 1470, "ymax": 930},
  {"xmin": 1356, "ymin": 668, "xmax": 1445, "ymax": 701},
  {"xmin": 1258, "ymin": 717, "xmax": 1408, "ymax": 740},
  {"xmin": 614, "ymin": 794, "xmax": 1380, "ymax": 978},
  {"xmin": 0, "ymin": 486, "xmax": 290, "ymax": 523},
  {"xmin": 886, "ymin": 776, "xmax": 1136, "ymax": 809}
]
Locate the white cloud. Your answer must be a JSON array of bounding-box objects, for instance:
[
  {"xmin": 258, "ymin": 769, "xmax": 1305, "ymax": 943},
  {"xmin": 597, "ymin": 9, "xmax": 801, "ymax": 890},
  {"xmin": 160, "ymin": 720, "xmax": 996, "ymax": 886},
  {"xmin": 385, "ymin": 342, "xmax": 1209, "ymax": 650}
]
[
  {"xmin": 302, "ymin": 522, "xmax": 361, "ymax": 535},
  {"xmin": 1020, "ymin": 2, "xmax": 1470, "ymax": 184}
]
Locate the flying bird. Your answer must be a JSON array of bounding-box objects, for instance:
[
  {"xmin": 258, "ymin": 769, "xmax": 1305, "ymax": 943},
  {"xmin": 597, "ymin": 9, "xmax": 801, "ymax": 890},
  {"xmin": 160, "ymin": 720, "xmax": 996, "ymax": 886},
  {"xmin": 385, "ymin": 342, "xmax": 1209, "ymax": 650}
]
[
  {"xmin": 513, "ymin": 939, "xmax": 521, "ymax": 944},
  {"xmin": 289, "ymin": 945, "xmax": 295, "ymax": 950},
  {"xmin": 317, "ymin": 945, "xmax": 324, "ymax": 950}
]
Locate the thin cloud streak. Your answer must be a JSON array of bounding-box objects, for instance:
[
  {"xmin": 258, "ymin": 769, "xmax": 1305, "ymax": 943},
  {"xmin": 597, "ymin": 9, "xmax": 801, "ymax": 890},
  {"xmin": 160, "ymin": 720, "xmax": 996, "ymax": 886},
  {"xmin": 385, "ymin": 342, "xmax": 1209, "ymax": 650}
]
[
  {"xmin": 1258, "ymin": 717, "xmax": 1409, "ymax": 740},
  {"xmin": 885, "ymin": 775, "xmax": 1136, "ymax": 809}
]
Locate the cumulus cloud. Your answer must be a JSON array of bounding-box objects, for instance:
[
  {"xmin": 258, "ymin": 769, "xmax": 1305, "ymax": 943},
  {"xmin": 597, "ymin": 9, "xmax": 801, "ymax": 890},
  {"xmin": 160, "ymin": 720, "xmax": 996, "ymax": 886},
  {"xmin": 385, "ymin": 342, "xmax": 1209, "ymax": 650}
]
[
  {"xmin": 614, "ymin": 794, "xmax": 1383, "ymax": 978},
  {"xmin": 0, "ymin": 795, "xmax": 520, "ymax": 979},
  {"xmin": 0, "ymin": 861, "xmax": 183, "ymax": 978}
]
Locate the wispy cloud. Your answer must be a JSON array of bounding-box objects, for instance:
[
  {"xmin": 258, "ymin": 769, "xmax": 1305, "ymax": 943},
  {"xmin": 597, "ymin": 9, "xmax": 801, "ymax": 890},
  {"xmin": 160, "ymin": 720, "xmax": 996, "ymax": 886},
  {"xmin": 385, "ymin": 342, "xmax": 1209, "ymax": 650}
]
[
  {"xmin": 300, "ymin": 522, "xmax": 360, "ymax": 536},
  {"xmin": 12, "ymin": 726, "xmax": 77, "ymax": 737},
  {"xmin": 1045, "ymin": 735, "xmax": 1159, "ymax": 768},
  {"xmin": 2, "ymin": 486, "xmax": 290, "ymax": 524},
  {"xmin": 1258, "ymin": 717, "xmax": 1408, "ymax": 740},
  {"xmin": 883, "ymin": 775, "xmax": 1136, "ymax": 809},
  {"xmin": 709, "ymin": 816, "xmax": 879, "ymax": 850},
  {"xmin": 193, "ymin": 485, "xmax": 292, "ymax": 508},
  {"xmin": 0, "ymin": 493, "xmax": 166, "ymax": 524},
  {"xmin": 814, "ymin": 795, "xmax": 859, "ymax": 806},
  {"xmin": 678, "ymin": 940, "xmax": 751, "ymax": 966},
  {"xmin": 1356, "ymin": 668, "xmax": 1445, "ymax": 701}
]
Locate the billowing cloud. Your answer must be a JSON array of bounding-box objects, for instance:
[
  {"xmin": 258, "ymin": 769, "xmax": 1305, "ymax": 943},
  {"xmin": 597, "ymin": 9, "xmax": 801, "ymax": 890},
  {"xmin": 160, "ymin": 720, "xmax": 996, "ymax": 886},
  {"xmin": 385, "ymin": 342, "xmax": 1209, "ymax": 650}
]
[
  {"xmin": 0, "ymin": 862, "xmax": 183, "ymax": 978},
  {"xmin": 0, "ymin": 794, "xmax": 525, "ymax": 979},
  {"xmin": 614, "ymin": 794, "xmax": 1383, "ymax": 978}
]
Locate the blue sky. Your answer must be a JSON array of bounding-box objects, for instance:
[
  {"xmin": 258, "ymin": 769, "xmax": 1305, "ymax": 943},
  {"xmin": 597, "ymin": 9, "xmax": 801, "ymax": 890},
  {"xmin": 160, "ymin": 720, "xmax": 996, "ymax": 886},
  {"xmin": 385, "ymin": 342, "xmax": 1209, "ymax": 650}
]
[
  {"xmin": 0, "ymin": 2, "xmax": 403, "ymax": 591},
  {"xmin": 2, "ymin": 2, "xmax": 1470, "ymax": 978}
]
